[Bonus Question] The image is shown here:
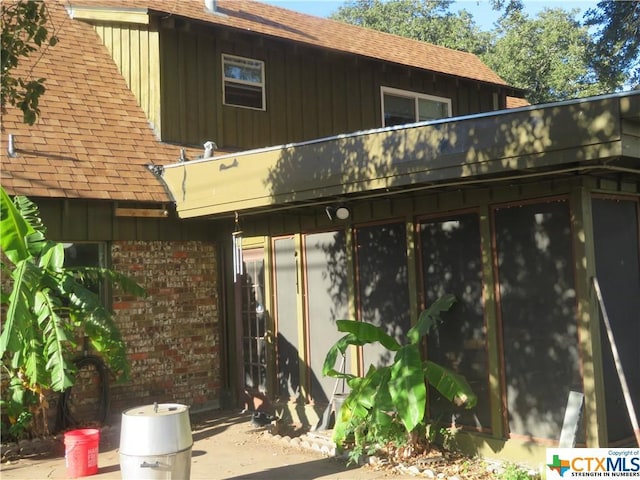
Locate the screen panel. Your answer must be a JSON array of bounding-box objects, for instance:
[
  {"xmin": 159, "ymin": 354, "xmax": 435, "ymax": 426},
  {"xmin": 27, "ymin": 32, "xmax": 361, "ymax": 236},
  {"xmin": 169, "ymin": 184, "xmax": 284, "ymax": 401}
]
[
  {"xmin": 356, "ymin": 222, "xmax": 411, "ymax": 369},
  {"xmin": 305, "ymin": 230, "xmax": 350, "ymax": 403},
  {"xmin": 592, "ymin": 198, "xmax": 640, "ymax": 443},
  {"xmin": 494, "ymin": 200, "xmax": 581, "ymax": 440},
  {"xmin": 419, "ymin": 213, "xmax": 490, "ymax": 430},
  {"xmin": 273, "ymin": 237, "xmax": 301, "ymax": 400}
]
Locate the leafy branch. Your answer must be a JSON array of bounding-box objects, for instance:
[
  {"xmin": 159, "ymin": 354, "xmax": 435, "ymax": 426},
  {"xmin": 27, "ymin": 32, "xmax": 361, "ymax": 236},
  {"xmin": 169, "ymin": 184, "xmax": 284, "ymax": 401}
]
[{"xmin": 1, "ymin": 1, "xmax": 59, "ymax": 125}]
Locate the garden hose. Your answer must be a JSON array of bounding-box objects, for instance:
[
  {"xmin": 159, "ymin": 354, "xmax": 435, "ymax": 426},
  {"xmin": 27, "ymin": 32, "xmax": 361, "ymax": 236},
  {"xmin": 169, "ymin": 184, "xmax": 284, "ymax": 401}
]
[{"xmin": 56, "ymin": 354, "xmax": 110, "ymax": 430}]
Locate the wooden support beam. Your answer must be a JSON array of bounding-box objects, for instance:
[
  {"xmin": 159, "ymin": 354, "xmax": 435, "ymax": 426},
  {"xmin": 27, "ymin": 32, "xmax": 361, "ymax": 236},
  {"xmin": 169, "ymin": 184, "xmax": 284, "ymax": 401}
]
[{"xmin": 115, "ymin": 207, "xmax": 168, "ymax": 218}]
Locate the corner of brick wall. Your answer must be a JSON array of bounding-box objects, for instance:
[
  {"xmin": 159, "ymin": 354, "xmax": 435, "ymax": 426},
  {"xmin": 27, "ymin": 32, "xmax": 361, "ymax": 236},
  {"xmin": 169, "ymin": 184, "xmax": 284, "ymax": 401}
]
[{"xmin": 109, "ymin": 240, "xmax": 221, "ymax": 414}]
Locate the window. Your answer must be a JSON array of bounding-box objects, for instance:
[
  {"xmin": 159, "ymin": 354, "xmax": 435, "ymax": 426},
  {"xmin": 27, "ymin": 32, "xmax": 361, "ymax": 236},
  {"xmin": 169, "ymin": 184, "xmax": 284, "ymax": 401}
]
[
  {"xmin": 222, "ymin": 54, "xmax": 265, "ymax": 110},
  {"xmin": 381, "ymin": 87, "xmax": 451, "ymax": 127},
  {"xmin": 63, "ymin": 242, "xmax": 107, "ymax": 300}
]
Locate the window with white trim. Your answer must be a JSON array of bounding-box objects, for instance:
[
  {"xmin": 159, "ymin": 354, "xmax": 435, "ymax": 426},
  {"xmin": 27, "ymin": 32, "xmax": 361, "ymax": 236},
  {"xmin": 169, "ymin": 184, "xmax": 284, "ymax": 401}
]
[
  {"xmin": 381, "ymin": 87, "xmax": 451, "ymax": 127},
  {"xmin": 222, "ymin": 54, "xmax": 265, "ymax": 110}
]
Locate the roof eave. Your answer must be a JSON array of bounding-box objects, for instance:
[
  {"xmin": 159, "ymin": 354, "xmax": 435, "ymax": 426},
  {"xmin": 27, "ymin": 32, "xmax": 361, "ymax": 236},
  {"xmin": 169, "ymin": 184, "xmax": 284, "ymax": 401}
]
[
  {"xmin": 157, "ymin": 91, "xmax": 640, "ymax": 219},
  {"xmin": 66, "ymin": 4, "xmax": 150, "ymax": 24}
]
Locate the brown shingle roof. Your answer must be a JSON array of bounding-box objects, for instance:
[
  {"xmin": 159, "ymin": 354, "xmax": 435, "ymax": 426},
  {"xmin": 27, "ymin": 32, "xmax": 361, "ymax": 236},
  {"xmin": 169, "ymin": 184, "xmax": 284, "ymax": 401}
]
[
  {"xmin": 0, "ymin": 1, "xmax": 202, "ymax": 202},
  {"xmin": 506, "ymin": 96, "xmax": 531, "ymax": 109},
  {"xmin": 1, "ymin": 0, "xmax": 510, "ymax": 203},
  {"xmin": 68, "ymin": 0, "xmax": 508, "ymax": 86}
]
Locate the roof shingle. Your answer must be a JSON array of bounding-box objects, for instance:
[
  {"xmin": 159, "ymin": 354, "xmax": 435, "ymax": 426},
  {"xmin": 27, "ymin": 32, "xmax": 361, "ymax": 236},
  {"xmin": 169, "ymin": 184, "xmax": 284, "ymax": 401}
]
[
  {"xmin": 68, "ymin": 0, "xmax": 508, "ymax": 86},
  {"xmin": 1, "ymin": 0, "xmax": 511, "ymax": 203}
]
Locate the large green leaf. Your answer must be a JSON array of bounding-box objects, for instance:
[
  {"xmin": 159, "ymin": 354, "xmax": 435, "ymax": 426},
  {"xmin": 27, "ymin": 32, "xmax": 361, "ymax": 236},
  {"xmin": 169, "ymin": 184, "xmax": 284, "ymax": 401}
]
[
  {"xmin": 12, "ymin": 194, "xmax": 47, "ymax": 257},
  {"xmin": 324, "ymin": 321, "xmax": 402, "ymax": 378},
  {"xmin": 322, "ymin": 333, "xmax": 365, "ymax": 378},
  {"xmin": 62, "ymin": 275, "xmax": 130, "ymax": 381},
  {"xmin": 37, "ymin": 241, "xmax": 64, "ymax": 271},
  {"xmin": 336, "ymin": 320, "xmax": 402, "ymax": 351},
  {"xmin": 0, "ymin": 187, "xmax": 34, "ymax": 264},
  {"xmin": 424, "ymin": 360, "xmax": 477, "ymax": 409},
  {"xmin": 35, "ymin": 290, "xmax": 73, "ymax": 391},
  {"xmin": 0, "ymin": 261, "xmax": 34, "ymax": 358},
  {"xmin": 388, "ymin": 344, "xmax": 426, "ymax": 433},
  {"xmin": 332, "ymin": 375, "xmax": 372, "ymax": 447},
  {"xmin": 70, "ymin": 266, "xmax": 147, "ymax": 298},
  {"xmin": 407, "ymin": 294, "xmax": 456, "ymax": 344}
]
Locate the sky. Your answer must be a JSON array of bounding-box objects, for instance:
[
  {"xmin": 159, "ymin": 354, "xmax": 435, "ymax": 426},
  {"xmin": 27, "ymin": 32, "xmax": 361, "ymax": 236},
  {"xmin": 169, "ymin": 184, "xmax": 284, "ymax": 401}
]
[{"xmin": 259, "ymin": 0, "xmax": 600, "ymax": 30}]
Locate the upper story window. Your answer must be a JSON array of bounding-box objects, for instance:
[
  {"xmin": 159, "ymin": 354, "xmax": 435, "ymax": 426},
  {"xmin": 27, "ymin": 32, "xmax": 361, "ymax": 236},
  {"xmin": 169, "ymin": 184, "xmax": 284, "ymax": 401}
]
[
  {"xmin": 381, "ymin": 87, "xmax": 451, "ymax": 127},
  {"xmin": 222, "ymin": 54, "xmax": 265, "ymax": 110}
]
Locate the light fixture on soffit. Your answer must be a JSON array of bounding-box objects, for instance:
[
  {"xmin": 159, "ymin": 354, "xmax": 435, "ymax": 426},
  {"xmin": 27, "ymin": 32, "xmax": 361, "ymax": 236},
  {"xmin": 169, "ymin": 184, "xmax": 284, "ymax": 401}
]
[{"xmin": 325, "ymin": 205, "xmax": 350, "ymax": 221}]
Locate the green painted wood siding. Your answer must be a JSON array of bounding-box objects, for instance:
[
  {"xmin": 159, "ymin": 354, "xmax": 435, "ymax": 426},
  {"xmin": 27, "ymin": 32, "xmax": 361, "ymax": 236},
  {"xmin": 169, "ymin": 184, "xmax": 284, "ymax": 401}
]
[
  {"xmin": 36, "ymin": 199, "xmax": 214, "ymax": 242},
  {"xmin": 159, "ymin": 25, "xmax": 507, "ymax": 150},
  {"xmin": 92, "ymin": 21, "xmax": 162, "ymax": 135}
]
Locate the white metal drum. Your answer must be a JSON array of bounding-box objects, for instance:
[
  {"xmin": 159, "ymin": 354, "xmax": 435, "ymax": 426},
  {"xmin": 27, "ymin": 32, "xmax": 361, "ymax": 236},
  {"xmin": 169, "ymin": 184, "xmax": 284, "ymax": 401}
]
[{"xmin": 119, "ymin": 403, "xmax": 192, "ymax": 480}]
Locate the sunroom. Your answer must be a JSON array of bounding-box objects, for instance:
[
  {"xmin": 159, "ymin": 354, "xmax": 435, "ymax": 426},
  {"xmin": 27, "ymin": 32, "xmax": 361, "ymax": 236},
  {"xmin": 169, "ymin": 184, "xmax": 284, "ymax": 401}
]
[{"xmin": 157, "ymin": 91, "xmax": 640, "ymax": 466}]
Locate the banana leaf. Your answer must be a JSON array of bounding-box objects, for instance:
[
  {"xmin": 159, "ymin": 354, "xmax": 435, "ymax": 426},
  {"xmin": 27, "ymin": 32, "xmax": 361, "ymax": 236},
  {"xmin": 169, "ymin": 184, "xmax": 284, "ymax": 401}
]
[
  {"xmin": 336, "ymin": 320, "xmax": 402, "ymax": 351},
  {"xmin": 323, "ymin": 320, "xmax": 401, "ymax": 377},
  {"xmin": 388, "ymin": 344, "xmax": 426, "ymax": 432},
  {"xmin": 424, "ymin": 360, "xmax": 477, "ymax": 409},
  {"xmin": 407, "ymin": 294, "xmax": 456, "ymax": 344},
  {"xmin": 0, "ymin": 187, "xmax": 35, "ymax": 264}
]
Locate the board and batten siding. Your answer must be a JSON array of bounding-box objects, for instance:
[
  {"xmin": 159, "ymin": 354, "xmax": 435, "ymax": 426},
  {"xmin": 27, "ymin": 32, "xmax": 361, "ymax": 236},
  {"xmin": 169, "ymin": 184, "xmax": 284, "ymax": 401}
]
[
  {"xmin": 91, "ymin": 21, "xmax": 162, "ymax": 136},
  {"xmin": 158, "ymin": 25, "xmax": 505, "ymax": 150}
]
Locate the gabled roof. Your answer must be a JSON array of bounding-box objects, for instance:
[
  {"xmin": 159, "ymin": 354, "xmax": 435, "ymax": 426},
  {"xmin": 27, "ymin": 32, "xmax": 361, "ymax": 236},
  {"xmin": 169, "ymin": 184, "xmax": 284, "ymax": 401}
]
[
  {"xmin": 67, "ymin": 0, "xmax": 509, "ymax": 87},
  {"xmin": 0, "ymin": 1, "xmax": 201, "ymax": 202}
]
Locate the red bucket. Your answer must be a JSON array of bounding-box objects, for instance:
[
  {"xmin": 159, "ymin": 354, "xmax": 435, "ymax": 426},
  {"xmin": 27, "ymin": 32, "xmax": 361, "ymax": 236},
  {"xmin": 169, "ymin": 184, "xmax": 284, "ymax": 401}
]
[{"xmin": 64, "ymin": 428, "xmax": 100, "ymax": 478}]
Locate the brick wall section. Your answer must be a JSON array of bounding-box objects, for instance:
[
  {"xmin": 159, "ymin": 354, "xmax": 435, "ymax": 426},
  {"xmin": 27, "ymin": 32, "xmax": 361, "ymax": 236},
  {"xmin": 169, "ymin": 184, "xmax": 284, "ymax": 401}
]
[{"xmin": 109, "ymin": 240, "xmax": 221, "ymax": 415}]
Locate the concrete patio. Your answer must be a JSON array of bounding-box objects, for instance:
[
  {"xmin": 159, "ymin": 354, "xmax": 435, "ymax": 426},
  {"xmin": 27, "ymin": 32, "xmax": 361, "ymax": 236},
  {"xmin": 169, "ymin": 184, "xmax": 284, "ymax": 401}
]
[{"xmin": 1, "ymin": 410, "xmax": 414, "ymax": 479}]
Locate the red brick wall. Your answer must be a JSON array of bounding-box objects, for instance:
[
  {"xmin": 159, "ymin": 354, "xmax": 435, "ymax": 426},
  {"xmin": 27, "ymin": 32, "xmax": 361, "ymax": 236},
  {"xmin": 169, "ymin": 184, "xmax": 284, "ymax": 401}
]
[{"xmin": 109, "ymin": 240, "xmax": 221, "ymax": 416}]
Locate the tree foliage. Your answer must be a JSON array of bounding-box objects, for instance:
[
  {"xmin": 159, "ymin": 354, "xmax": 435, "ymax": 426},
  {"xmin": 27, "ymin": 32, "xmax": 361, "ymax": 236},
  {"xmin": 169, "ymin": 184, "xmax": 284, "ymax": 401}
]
[
  {"xmin": 585, "ymin": 0, "xmax": 640, "ymax": 89},
  {"xmin": 332, "ymin": 0, "xmax": 492, "ymax": 55},
  {"xmin": 483, "ymin": 8, "xmax": 607, "ymax": 103},
  {"xmin": 331, "ymin": 0, "xmax": 634, "ymax": 103},
  {"xmin": 1, "ymin": 0, "xmax": 58, "ymax": 125}
]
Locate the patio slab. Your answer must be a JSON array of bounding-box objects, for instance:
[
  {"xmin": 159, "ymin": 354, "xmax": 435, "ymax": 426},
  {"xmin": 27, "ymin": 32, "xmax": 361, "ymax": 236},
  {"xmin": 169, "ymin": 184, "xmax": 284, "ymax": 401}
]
[{"xmin": 0, "ymin": 410, "xmax": 413, "ymax": 479}]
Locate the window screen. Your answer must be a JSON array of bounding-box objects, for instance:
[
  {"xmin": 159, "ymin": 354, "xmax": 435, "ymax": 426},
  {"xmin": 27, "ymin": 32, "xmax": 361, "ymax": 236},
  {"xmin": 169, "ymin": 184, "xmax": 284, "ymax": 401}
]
[
  {"xmin": 304, "ymin": 231, "xmax": 350, "ymax": 403},
  {"xmin": 419, "ymin": 213, "xmax": 490, "ymax": 430},
  {"xmin": 592, "ymin": 198, "xmax": 640, "ymax": 443},
  {"xmin": 356, "ymin": 222, "xmax": 410, "ymax": 369},
  {"xmin": 494, "ymin": 200, "xmax": 581, "ymax": 440}
]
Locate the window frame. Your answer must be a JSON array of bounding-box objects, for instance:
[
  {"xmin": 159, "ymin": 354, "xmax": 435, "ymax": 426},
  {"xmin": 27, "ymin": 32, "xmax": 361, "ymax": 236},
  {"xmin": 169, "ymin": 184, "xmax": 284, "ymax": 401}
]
[
  {"xmin": 380, "ymin": 86, "xmax": 451, "ymax": 127},
  {"xmin": 222, "ymin": 53, "xmax": 266, "ymax": 111}
]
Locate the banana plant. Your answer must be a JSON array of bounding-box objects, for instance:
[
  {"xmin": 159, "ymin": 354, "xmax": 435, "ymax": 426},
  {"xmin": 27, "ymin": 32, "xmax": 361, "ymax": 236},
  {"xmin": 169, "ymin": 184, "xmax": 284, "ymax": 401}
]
[
  {"xmin": 0, "ymin": 186, "xmax": 144, "ymax": 431},
  {"xmin": 322, "ymin": 294, "xmax": 477, "ymax": 450}
]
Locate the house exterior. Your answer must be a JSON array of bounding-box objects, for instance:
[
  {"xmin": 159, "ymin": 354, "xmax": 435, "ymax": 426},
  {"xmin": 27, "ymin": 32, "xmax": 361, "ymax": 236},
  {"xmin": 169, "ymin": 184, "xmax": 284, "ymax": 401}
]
[
  {"xmin": 158, "ymin": 90, "xmax": 640, "ymax": 467},
  {"xmin": 1, "ymin": 0, "xmax": 638, "ymax": 469}
]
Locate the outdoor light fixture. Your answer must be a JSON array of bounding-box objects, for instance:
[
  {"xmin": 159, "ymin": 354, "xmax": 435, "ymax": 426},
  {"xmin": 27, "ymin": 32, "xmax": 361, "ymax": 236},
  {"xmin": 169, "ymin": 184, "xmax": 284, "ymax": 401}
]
[
  {"xmin": 335, "ymin": 206, "xmax": 350, "ymax": 220},
  {"xmin": 325, "ymin": 205, "xmax": 350, "ymax": 221}
]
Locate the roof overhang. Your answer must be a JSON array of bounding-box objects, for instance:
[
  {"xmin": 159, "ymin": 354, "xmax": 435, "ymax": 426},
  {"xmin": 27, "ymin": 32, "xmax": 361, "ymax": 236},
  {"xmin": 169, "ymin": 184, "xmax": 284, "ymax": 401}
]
[{"xmin": 158, "ymin": 91, "xmax": 640, "ymax": 219}]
